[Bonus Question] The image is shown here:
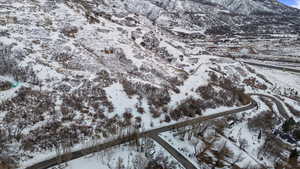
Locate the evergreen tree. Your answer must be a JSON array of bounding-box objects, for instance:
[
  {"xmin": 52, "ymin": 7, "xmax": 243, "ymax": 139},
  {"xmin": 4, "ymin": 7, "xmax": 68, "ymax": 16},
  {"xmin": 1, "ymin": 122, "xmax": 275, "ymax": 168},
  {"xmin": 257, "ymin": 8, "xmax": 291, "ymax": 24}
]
[
  {"xmin": 282, "ymin": 118, "xmax": 296, "ymax": 133},
  {"xmin": 258, "ymin": 130, "xmax": 262, "ymax": 140},
  {"xmin": 289, "ymin": 149, "xmax": 298, "ymax": 160}
]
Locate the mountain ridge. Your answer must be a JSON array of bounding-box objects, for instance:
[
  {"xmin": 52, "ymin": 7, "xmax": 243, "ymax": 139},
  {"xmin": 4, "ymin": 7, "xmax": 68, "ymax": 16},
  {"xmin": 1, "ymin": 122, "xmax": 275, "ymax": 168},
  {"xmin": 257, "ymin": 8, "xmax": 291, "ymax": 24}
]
[{"xmin": 122, "ymin": 0, "xmax": 300, "ymax": 35}]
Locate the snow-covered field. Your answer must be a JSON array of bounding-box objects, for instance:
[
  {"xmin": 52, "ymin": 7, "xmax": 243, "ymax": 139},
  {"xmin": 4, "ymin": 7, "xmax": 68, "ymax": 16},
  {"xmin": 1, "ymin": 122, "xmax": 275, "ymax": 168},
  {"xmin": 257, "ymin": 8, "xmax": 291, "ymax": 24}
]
[{"xmin": 52, "ymin": 139, "xmax": 183, "ymax": 169}]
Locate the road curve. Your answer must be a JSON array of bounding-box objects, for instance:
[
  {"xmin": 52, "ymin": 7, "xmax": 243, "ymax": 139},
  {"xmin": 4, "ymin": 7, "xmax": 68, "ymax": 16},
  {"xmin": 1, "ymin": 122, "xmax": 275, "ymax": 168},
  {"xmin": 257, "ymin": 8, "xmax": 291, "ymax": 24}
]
[
  {"xmin": 243, "ymin": 61, "xmax": 300, "ymax": 73},
  {"xmin": 151, "ymin": 94, "xmax": 289, "ymax": 169},
  {"xmin": 253, "ymin": 94, "xmax": 290, "ymax": 119},
  {"xmin": 150, "ymin": 134, "xmax": 198, "ymax": 169},
  {"xmin": 25, "ymin": 99, "xmax": 258, "ymax": 169},
  {"xmin": 21, "ymin": 53, "xmax": 300, "ymax": 169}
]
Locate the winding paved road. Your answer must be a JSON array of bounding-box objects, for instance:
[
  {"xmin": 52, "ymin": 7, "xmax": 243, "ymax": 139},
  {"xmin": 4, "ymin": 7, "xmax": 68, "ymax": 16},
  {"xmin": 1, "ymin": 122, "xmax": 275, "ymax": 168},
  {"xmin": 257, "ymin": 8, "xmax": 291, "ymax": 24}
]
[
  {"xmin": 150, "ymin": 134, "xmax": 198, "ymax": 169},
  {"xmin": 255, "ymin": 94, "xmax": 290, "ymax": 119},
  {"xmin": 243, "ymin": 61, "xmax": 300, "ymax": 73},
  {"xmin": 152, "ymin": 94, "xmax": 290, "ymax": 169},
  {"xmin": 24, "ymin": 93, "xmax": 292, "ymax": 169},
  {"xmin": 23, "ymin": 57, "xmax": 299, "ymax": 169},
  {"xmin": 25, "ymin": 99, "xmax": 257, "ymax": 169}
]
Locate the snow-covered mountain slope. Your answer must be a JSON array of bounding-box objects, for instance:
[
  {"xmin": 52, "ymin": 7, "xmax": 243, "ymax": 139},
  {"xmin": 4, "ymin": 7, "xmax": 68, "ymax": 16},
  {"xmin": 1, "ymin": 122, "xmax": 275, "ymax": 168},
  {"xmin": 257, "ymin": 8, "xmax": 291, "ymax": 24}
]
[
  {"xmin": 0, "ymin": 0, "xmax": 300, "ymax": 168},
  {"xmin": 210, "ymin": 0, "xmax": 274, "ymax": 15},
  {"xmin": 123, "ymin": 0, "xmax": 300, "ymax": 34}
]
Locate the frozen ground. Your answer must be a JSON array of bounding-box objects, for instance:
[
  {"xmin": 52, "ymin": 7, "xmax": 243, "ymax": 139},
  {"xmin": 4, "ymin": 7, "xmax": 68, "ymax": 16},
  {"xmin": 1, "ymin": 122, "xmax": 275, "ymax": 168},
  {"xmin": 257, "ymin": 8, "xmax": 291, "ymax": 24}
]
[
  {"xmin": 53, "ymin": 139, "xmax": 183, "ymax": 169},
  {"xmin": 1, "ymin": 0, "xmax": 300, "ymax": 168}
]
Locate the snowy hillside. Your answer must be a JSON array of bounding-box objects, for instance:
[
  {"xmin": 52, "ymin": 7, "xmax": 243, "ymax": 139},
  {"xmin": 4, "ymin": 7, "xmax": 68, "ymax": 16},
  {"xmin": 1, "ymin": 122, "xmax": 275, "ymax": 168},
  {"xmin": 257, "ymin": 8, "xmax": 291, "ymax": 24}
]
[
  {"xmin": 0, "ymin": 0, "xmax": 300, "ymax": 169},
  {"xmin": 210, "ymin": 0, "xmax": 274, "ymax": 14}
]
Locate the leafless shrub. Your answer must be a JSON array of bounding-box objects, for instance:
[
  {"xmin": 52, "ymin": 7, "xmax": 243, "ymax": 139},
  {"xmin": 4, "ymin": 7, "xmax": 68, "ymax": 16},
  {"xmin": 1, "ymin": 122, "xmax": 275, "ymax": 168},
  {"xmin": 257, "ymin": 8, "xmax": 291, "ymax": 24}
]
[
  {"xmin": 146, "ymin": 87, "xmax": 171, "ymax": 108},
  {"xmin": 53, "ymin": 51, "xmax": 73, "ymax": 63},
  {"xmin": 197, "ymin": 80, "xmax": 249, "ymax": 109},
  {"xmin": 136, "ymin": 106, "xmax": 145, "ymax": 114},
  {"xmin": 169, "ymin": 109, "xmax": 182, "ymax": 121},
  {"xmin": 258, "ymin": 133, "xmax": 286, "ymax": 160},
  {"xmin": 215, "ymin": 89, "xmax": 235, "ymax": 106},
  {"xmin": 61, "ymin": 26, "xmax": 78, "ymax": 38},
  {"xmin": 141, "ymin": 31, "xmax": 160, "ymax": 51},
  {"xmin": 149, "ymin": 106, "xmax": 161, "ymax": 118},
  {"xmin": 132, "ymin": 154, "xmax": 149, "ymax": 169},
  {"xmin": 212, "ymin": 118, "xmax": 227, "ymax": 134},
  {"xmin": 170, "ymin": 97, "xmax": 202, "ymax": 120},
  {"xmin": 123, "ymin": 110, "xmax": 133, "ymax": 126},
  {"xmin": 219, "ymin": 77, "xmax": 235, "ymax": 90},
  {"xmin": 197, "ymin": 84, "xmax": 215, "ymax": 100},
  {"xmin": 166, "ymin": 76, "xmax": 183, "ymax": 86},
  {"xmin": 198, "ymin": 100, "xmax": 217, "ymax": 110},
  {"xmin": 0, "ymin": 44, "xmax": 39, "ymax": 83},
  {"xmin": 150, "ymin": 153, "xmax": 178, "ymax": 169},
  {"xmin": 164, "ymin": 115, "xmax": 171, "ymax": 123},
  {"xmin": 243, "ymin": 77, "xmax": 267, "ymax": 90},
  {"xmin": 212, "ymin": 142, "xmax": 234, "ymax": 168},
  {"xmin": 124, "ymin": 80, "xmax": 171, "ymax": 108},
  {"xmin": 145, "ymin": 161, "xmax": 164, "ymax": 169},
  {"xmin": 121, "ymin": 79, "xmax": 138, "ymax": 97},
  {"xmin": 247, "ymin": 111, "xmax": 276, "ymax": 132}
]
